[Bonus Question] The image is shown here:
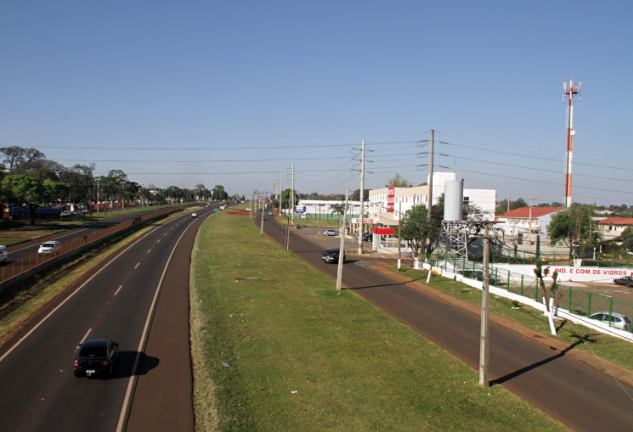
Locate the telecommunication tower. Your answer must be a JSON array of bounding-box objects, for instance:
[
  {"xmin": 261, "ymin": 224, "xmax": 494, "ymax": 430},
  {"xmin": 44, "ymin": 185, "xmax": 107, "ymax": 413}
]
[{"xmin": 563, "ymin": 78, "xmax": 581, "ymax": 208}]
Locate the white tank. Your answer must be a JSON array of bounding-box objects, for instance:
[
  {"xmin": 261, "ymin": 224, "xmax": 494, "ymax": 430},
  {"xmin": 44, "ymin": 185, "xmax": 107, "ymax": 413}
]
[{"xmin": 443, "ymin": 179, "xmax": 464, "ymax": 221}]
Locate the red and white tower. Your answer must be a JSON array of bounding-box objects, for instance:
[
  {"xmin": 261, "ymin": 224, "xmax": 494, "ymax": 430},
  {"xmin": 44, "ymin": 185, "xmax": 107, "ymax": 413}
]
[{"xmin": 563, "ymin": 79, "xmax": 581, "ymax": 208}]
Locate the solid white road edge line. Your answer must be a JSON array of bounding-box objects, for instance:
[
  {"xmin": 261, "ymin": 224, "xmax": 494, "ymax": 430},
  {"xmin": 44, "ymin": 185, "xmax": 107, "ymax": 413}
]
[
  {"xmin": 0, "ymin": 225, "xmax": 161, "ymax": 365},
  {"xmin": 115, "ymin": 216, "xmax": 199, "ymax": 432}
]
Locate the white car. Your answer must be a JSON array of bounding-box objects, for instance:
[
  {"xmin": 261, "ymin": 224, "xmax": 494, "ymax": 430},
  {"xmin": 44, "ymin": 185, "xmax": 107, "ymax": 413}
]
[
  {"xmin": 323, "ymin": 229, "xmax": 338, "ymax": 236},
  {"xmin": 61, "ymin": 211, "xmax": 72, "ymax": 217},
  {"xmin": 191, "ymin": 213, "xmax": 197, "ymax": 218},
  {"xmin": 0, "ymin": 246, "xmax": 8, "ymax": 262},
  {"xmin": 38, "ymin": 241, "xmax": 61, "ymax": 254},
  {"xmin": 590, "ymin": 311, "xmax": 632, "ymax": 331}
]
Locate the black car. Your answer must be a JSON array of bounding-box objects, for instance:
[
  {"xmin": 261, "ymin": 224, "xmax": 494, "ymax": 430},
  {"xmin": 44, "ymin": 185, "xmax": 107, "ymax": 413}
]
[
  {"xmin": 614, "ymin": 276, "xmax": 633, "ymax": 287},
  {"xmin": 322, "ymin": 248, "xmax": 346, "ymax": 264},
  {"xmin": 354, "ymin": 232, "xmax": 372, "ymax": 242},
  {"xmin": 74, "ymin": 339, "xmax": 119, "ymax": 378}
]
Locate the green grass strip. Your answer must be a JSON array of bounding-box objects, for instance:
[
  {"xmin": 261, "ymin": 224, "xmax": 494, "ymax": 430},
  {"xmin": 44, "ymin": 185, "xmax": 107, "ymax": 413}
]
[{"xmin": 190, "ymin": 210, "xmax": 568, "ymax": 432}]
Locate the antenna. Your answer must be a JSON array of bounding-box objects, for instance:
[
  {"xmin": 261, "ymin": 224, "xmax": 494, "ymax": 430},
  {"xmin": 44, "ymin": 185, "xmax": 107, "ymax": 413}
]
[{"xmin": 562, "ymin": 75, "xmax": 581, "ymax": 208}]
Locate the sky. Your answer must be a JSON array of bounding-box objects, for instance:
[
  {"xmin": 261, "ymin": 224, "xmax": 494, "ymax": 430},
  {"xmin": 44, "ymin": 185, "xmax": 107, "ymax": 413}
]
[{"xmin": 1, "ymin": 1, "xmax": 632, "ymax": 206}]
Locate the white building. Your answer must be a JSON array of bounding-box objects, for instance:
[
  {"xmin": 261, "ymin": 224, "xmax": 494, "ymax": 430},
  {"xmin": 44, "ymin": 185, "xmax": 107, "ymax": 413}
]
[
  {"xmin": 294, "ymin": 200, "xmax": 362, "ymax": 218},
  {"xmin": 597, "ymin": 218, "xmax": 633, "ymax": 241},
  {"xmin": 495, "ymin": 207, "xmax": 565, "ymax": 236},
  {"xmin": 368, "ymin": 172, "xmax": 496, "ymax": 226}
]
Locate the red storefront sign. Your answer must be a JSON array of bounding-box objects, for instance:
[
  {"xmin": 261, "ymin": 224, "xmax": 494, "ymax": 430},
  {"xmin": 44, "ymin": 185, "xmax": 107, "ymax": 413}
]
[
  {"xmin": 373, "ymin": 227, "xmax": 394, "ymax": 235},
  {"xmin": 387, "ymin": 187, "xmax": 395, "ymax": 213}
]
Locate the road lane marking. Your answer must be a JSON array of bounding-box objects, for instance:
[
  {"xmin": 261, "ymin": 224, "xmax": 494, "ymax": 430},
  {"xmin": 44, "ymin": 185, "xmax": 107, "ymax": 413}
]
[
  {"xmin": 134, "ymin": 263, "xmax": 140, "ymax": 269},
  {"xmin": 114, "ymin": 285, "xmax": 124, "ymax": 296},
  {"xmin": 77, "ymin": 328, "xmax": 92, "ymax": 349},
  {"xmin": 156, "ymin": 240, "xmax": 160, "ymax": 243},
  {"xmin": 0, "ymin": 225, "xmax": 163, "ymax": 366},
  {"xmin": 147, "ymin": 249, "xmax": 151, "ymax": 253},
  {"xmin": 116, "ymin": 213, "xmax": 198, "ymax": 432}
]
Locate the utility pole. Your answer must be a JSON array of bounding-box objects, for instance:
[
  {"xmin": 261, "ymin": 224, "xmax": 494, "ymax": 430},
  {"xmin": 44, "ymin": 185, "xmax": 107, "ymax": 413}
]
[
  {"xmin": 250, "ymin": 189, "xmax": 254, "ymax": 223},
  {"xmin": 291, "ymin": 163, "xmax": 295, "ymax": 226},
  {"xmin": 507, "ymin": 194, "xmax": 510, "ymax": 213},
  {"xmin": 479, "ymin": 223, "xmax": 491, "ymax": 388},
  {"xmin": 428, "ymin": 129, "xmax": 435, "ymax": 218},
  {"xmin": 96, "ymin": 179, "xmax": 100, "ymax": 214},
  {"xmin": 260, "ymin": 189, "xmax": 266, "ymax": 234},
  {"xmin": 358, "ymin": 139, "xmax": 366, "ymax": 255},
  {"xmin": 563, "ymin": 78, "xmax": 581, "ymax": 208},
  {"xmin": 278, "ymin": 172, "xmax": 282, "ymax": 215},
  {"xmin": 398, "ymin": 201, "xmax": 402, "ymax": 270},
  {"xmin": 529, "ymin": 198, "xmax": 533, "ymax": 251},
  {"xmin": 336, "ymin": 189, "xmax": 349, "ymax": 290}
]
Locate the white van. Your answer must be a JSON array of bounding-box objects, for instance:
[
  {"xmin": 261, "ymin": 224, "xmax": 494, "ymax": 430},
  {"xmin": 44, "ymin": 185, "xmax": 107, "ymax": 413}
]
[{"xmin": 0, "ymin": 246, "xmax": 8, "ymax": 262}]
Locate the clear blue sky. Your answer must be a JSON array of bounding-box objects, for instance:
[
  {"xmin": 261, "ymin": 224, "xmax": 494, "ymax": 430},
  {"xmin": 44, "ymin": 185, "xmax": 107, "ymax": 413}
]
[{"xmin": 1, "ymin": 1, "xmax": 631, "ymax": 206}]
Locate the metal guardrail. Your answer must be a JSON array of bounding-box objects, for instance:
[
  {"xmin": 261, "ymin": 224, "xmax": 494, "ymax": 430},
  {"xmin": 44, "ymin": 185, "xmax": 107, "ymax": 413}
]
[{"xmin": 0, "ymin": 206, "xmax": 182, "ymax": 285}]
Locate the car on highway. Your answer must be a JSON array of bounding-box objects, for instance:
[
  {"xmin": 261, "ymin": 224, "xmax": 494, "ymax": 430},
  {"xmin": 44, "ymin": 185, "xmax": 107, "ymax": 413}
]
[
  {"xmin": 614, "ymin": 276, "xmax": 633, "ymax": 287},
  {"xmin": 60, "ymin": 211, "xmax": 72, "ymax": 217},
  {"xmin": 322, "ymin": 229, "xmax": 338, "ymax": 236},
  {"xmin": 589, "ymin": 311, "xmax": 632, "ymax": 331},
  {"xmin": 192, "ymin": 213, "xmax": 197, "ymax": 218},
  {"xmin": 37, "ymin": 241, "xmax": 61, "ymax": 254},
  {"xmin": 74, "ymin": 339, "xmax": 119, "ymax": 378},
  {"xmin": 322, "ymin": 248, "xmax": 345, "ymax": 264},
  {"xmin": 0, "ymin": 246, "xmax": 7, "ymax": 263}
]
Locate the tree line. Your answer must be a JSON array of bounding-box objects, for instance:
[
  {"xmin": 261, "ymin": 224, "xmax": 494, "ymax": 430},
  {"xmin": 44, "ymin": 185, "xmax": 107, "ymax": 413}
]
[{"xmin": 0, "ymin": 146, "xmax": 230, "ymax": 225}]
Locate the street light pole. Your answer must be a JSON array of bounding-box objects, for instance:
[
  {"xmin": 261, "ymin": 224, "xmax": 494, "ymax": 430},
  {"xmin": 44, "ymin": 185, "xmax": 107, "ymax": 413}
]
[{"xmin": 336, "ymin": 189, "xmax": 349, "ymax": 290}]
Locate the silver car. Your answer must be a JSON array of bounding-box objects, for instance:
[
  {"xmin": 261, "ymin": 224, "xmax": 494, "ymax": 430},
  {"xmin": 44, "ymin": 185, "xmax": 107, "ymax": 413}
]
[
  {"xmin": 590, "ymin": 311, "xmax": 632, "ymax": 331},
  {"xmin": 38, "ymin": 241, "xmax": 61, "ymax": 254},
  {"xmin": 322, "ymin": 229, "xmax": 338, "ymax": 236}
]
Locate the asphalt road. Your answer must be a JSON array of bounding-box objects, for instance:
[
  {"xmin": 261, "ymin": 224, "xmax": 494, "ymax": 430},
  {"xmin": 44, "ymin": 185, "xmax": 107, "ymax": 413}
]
[
  {"xmin": 3, "ymin": 208, "xmax": 179, "ymax": 264},
  {"xmin": 0, "ymin": 205, "xmax": 221, "ymax": 432},
  {"xmin": 265, "ymin": 217, "xmax": 633, "ymax": 432}
]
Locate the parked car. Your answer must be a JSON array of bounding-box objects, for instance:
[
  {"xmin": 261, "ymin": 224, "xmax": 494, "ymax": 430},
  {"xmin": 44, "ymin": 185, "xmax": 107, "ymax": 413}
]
[
  {"xmin": 322, "ymin": 248, "xmax": 345, "ymax": 264},
  {"xmin": 589, "ymin": 311, "xmax": 632, "ymax": 331},
  {"xmin": 192, "ymin": 213, "xmax": 198, "ymax": 218},
  {"xmin": 38, "ymin": 241, "xmax": 61, "ymax": 254},
  {"xmin": 0, "ymin": 246, "xmax": 7, "ymax": 263},
  {"xmin": 323, "ymin": 229, "xmax": 338, "ymax": 236},
  {"xmin": 60, "ymin": 211, "xmax": 72, "ymax": 217},
  {"xmin": 353, "ymin": 232, "xmax": 372, "ymax": 242},
  {"xmin": 72, "ymin": 210, "xmax": 80, "ymax": 216},
  {"xmin": 614, "ymin": 276, "xmax": 633, "ymax": 287},
  {"xmin": 74, "ymin": 339, "xmax": 119, "ymax": 377}
]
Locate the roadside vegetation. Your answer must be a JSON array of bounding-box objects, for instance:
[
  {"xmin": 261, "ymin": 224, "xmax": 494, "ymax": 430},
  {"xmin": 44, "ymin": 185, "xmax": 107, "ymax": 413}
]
[
  {"xmin": 390, "ymin": 266, "xmax": 633, "ymax": 374},
  {"xmin": 189, "ymin": 208, "xmax": 568, "ymax": 432}
]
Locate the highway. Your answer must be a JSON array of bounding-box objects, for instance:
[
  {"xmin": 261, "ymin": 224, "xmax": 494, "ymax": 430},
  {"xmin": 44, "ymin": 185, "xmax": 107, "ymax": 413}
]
[
  {"xmin": 265, "ymin": 218, "xmax": 633, "ymax": 432},
  {"xmin": 0, "ymin": 205, "xmax": 220, "ymax": 432},
  {"xmin": 3, "ymin": 207, "xmax": 182, "ymax": 264}
]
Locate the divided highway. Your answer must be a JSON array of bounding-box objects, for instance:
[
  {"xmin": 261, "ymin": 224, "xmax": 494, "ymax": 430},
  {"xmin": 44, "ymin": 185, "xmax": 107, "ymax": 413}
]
[
  {"xmin": 0, "ymin": 205, "xmax": 220, "ymax": 432},
  {"xmin": 265, "ymin": 218, "xmax": 633, "ymax": 432}
]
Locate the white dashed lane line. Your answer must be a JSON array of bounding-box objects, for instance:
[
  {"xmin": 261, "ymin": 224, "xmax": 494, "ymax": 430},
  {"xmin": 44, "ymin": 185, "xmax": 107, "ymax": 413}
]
[
  {"xmin": 134, "ymin": 263, "xmax": 140, "ymax": 269},
  {"xmin": 77, "ymin": 328, "xmax": 92, "ymax": 349},
  {"xmin": 114, "ymin": 285, "xmax": 124, "ymax": 296},
  {"xmin": 147, "ymin": 249, "xmax": 151, "ymax": 254}
]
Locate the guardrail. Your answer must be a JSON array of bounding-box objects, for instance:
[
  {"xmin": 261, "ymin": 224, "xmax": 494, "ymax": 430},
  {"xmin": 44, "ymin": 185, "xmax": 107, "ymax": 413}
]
[{"xmin": 0, "ymin": 206, "xmax": 183, "ymax": 286}]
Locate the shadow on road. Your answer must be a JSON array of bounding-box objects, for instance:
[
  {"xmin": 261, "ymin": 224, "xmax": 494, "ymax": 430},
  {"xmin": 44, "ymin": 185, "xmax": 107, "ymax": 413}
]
[
  {"xmin": 491, "ymin": 338, "xmax": 589, "ymax": 386},
  {"xmin": 108, "ymin": 351, "xmax": 160, "ymax": 379}
]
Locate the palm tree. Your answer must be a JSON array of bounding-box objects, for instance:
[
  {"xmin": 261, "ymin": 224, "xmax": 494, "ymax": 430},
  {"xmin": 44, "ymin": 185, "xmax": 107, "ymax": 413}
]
[{"xmin": 330, "ymin": 203, "xmax": 345, "ymax": 222}]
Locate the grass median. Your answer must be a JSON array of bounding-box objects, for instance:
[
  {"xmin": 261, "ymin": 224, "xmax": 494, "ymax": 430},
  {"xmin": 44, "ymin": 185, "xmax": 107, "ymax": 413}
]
[{"xmin": 190, "ymin": 210, "xmax": 568, "ymax": 432}]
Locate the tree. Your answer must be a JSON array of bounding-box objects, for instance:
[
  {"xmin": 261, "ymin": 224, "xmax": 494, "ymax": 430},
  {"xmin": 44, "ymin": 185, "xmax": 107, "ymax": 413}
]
[
  {"xmin": 0, "ymin": 146, "xmax": 46, "ymax": 171},
  {"xmin": 401, "ymin": 205, "xmax": 441, "ymax": 258},
  {"xmin": 621, "ymin": 227, "xmax": 633, "ymax": 251},
  {"xmin": 547, "ymin": 206, "xmax": 600, "ymax": 259},
  {"xmin": 351, "ymin": 189, "xmax": 370, "ymax": 201},
  {"xmin": 3, "ymin": 174, "xmax": 69, "ymax": 225},
  {"xmin": 212, "ymin": 185, "xmax": 228, "ymax": 201},
  {"xmin": 385, "ymin": 173, "xmax": 410, "ymax": 188},
  {"xmin": 329, "ymin": 203, "xmax": 345, "ymax": 222},
  {"xmin": 279, "ymin": 188, "xmax": 297, "ymax": 210}
]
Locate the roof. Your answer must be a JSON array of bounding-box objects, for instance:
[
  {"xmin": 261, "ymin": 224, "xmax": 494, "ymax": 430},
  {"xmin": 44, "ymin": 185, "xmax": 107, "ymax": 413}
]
[
  {"xmin": 597, "ymin": 217, "xmax": 633, "ymax": 226},
  {"xmin": 496, "ymin": 207, "xmax": 565, "ymax": 219}
]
